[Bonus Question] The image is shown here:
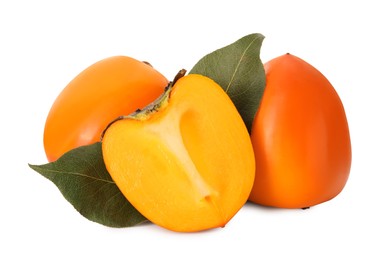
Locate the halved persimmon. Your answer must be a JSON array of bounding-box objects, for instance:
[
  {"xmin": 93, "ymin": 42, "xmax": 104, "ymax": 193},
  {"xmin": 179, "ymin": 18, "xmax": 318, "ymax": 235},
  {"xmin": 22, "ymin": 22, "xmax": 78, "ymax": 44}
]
[{"xmin": 102, "ymin": 72, "xmax": 255, "ymax": 232}]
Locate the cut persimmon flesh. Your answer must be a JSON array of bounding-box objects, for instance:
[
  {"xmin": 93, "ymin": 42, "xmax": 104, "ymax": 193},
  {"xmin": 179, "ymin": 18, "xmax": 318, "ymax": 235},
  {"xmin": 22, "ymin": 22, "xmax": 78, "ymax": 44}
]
[{"xmin": 102, "ymin": 73, "xmax": 255, "ymax": 232}]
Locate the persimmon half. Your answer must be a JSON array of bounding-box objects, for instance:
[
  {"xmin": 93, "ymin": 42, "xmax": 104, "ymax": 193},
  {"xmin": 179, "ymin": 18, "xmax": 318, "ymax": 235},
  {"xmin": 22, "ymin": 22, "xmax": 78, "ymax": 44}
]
[
  {"xmin": 44, "ymin": 56, "xmax": 168, "ymax": 162},
  {"xmin": 249, "ymin": 53, "xmax": 352, "ymax": 209},
  {"xmin": 102, "ymin": 72, "xmax": 255, "ymax": 232}
]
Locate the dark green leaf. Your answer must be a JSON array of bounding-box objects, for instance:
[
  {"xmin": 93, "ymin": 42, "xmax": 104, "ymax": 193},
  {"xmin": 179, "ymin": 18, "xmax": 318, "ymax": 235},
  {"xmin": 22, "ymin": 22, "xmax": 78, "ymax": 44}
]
[
  {"xmin": 190, "ymin": 33, "xmax": 266, "ymax": 132},
  {"xmin": 29, "ymin": 142, "xmax": 147, "ymax": 228}
]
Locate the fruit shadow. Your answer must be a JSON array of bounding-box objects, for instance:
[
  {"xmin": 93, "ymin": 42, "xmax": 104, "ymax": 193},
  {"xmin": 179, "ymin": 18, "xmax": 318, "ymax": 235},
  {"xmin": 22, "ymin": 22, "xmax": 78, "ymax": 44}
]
[
  {"xmin": 120, "ymin": 203, "xmax": 314, "ymax": 235},
  {"xmin": 244, "ymin": 200, "xmax": 313, "ymax": 212},
  {"xmin": 130, "ymin": 218, "xmax": 232, "ymax": 235}
]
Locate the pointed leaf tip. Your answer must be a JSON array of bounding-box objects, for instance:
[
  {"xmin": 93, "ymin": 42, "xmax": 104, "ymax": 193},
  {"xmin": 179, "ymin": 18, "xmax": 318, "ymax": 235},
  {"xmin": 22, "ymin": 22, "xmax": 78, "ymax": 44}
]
[
  {"xmin": 29, "ymin": 142, "xmax": 147, "ymax": 228},
  {"xmin": 189, "ymin": 33, "xmax": 266, "ymax": 132}
]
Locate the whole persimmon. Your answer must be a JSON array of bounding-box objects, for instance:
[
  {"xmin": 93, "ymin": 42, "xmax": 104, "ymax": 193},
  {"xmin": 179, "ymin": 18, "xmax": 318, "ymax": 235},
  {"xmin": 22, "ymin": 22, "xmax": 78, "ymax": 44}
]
[
  {"xmin": 102, "ymin": 72, "xmax": 255, "ymax": 232},
  {"xmin": 249, "ymin": 53, "xmax": 352, "ymax": 209},
  {"xmin": 44, "ymin": 56, "xmax": 168, "ymax": 162}
]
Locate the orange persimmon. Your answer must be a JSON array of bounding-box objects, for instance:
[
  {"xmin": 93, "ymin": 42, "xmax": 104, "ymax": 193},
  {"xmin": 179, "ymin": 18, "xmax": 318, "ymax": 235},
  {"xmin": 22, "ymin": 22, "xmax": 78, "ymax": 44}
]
[
  {"xmin": 102, "ymin": 72, "xmax": 255, "ymax": 232},
  {"xmin": 249, "ymin": 53, "xmax": 352, "ymax": 208},
  {"xmin": 44, "ymin": 56, "xmax": 168, "ymax": 162}
]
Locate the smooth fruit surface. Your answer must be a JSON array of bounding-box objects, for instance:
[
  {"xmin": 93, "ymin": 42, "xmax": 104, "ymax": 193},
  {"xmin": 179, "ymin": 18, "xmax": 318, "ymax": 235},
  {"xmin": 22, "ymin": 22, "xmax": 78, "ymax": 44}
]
[
  {"xmin": 102, "ymin": 74, "xmax": 255, "ymax": 232},
  {"xmin": 249, "ymin": 53, "xmax": 351, "ymax": 208},
  {"xmin": 44, "ymin": 56, "xmax": 168, "ymax": 162}
]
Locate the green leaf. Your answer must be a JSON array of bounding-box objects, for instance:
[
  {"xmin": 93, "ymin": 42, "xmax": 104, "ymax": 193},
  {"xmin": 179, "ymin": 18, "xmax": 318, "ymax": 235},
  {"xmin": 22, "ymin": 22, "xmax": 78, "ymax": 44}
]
[
  {"xmin": 189, "ymin": 33, "xmax": 266, "ymax": 132},
  {"xmin": 29, "ymin": 142, "xmax": 147, "ymax": 228}
]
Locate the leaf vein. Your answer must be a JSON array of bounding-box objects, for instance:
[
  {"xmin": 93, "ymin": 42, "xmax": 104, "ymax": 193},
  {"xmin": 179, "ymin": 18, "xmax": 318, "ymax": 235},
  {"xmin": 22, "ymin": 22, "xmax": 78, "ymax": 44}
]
[
  {"xmin": 225, "ymin": 35, "xmax": 261, "ymax": 93},
  {"xmin": 43, "ymin": 168, "xmax": 115, "ymax": 184}
]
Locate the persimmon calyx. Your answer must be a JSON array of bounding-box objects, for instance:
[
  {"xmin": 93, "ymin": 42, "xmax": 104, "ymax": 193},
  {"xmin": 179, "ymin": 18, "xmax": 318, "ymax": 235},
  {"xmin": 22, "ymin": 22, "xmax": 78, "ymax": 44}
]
[{"xmin": 100, "ymin": 69, "xmax": 186, "ymax": 140}]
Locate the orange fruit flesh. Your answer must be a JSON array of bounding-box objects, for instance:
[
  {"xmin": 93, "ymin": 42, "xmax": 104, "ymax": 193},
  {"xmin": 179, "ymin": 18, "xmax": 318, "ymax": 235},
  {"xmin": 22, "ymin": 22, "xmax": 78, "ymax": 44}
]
[{"xmin": 102, "ymin": 74, "xmax": 255, "ymax": 232}]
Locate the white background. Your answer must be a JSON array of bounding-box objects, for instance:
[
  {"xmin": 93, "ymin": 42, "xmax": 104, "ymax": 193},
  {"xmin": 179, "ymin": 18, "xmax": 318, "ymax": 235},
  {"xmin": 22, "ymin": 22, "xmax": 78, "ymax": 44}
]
[{"xmin": 1, "ymin": 0, "xmax": 388, "ymax": 259}]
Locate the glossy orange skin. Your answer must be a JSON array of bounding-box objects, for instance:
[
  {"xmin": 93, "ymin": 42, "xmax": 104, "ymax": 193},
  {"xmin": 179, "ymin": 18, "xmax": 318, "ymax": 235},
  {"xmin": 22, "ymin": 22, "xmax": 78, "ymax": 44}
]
[
  {"xmin": 44, "ymin": 56, "xmax": 168, "ymax": 162},
  {"xmin": 249, "ymin": 54, "xmax": 352, "ymax": 208}
]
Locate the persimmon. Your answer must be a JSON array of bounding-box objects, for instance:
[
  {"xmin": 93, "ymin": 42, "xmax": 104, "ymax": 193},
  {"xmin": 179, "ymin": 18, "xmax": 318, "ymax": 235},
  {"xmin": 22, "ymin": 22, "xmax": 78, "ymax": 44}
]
[
  {"xmin": 44, "ymin": 56, "xmax": 168, "ymax": 162},
  {"xmin": 249, "ymin": 53, "xmax": 352, "ymax": 209},
  {"xmin": 102, "ymin": 71, "xmax": 255, "ymax": 232}
]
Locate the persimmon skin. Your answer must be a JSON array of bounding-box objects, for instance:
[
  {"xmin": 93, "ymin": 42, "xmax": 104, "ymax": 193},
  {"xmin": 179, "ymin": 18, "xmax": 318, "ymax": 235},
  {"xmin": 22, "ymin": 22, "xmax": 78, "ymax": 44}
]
[
  {"xmin": 44, "ymin": 56, "xmax": 168, "ymax": 162},
  {"xmin": 249, "ymin": 53, "xmax": 352, "ymax": 209}
]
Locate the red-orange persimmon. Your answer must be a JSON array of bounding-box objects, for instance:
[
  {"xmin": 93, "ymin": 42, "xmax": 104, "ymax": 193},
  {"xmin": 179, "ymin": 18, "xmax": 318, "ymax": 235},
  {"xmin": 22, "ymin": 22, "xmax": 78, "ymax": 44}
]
[{"xmin": 249, "ymin": 53, "xmax": 352, "ymax": 208}]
